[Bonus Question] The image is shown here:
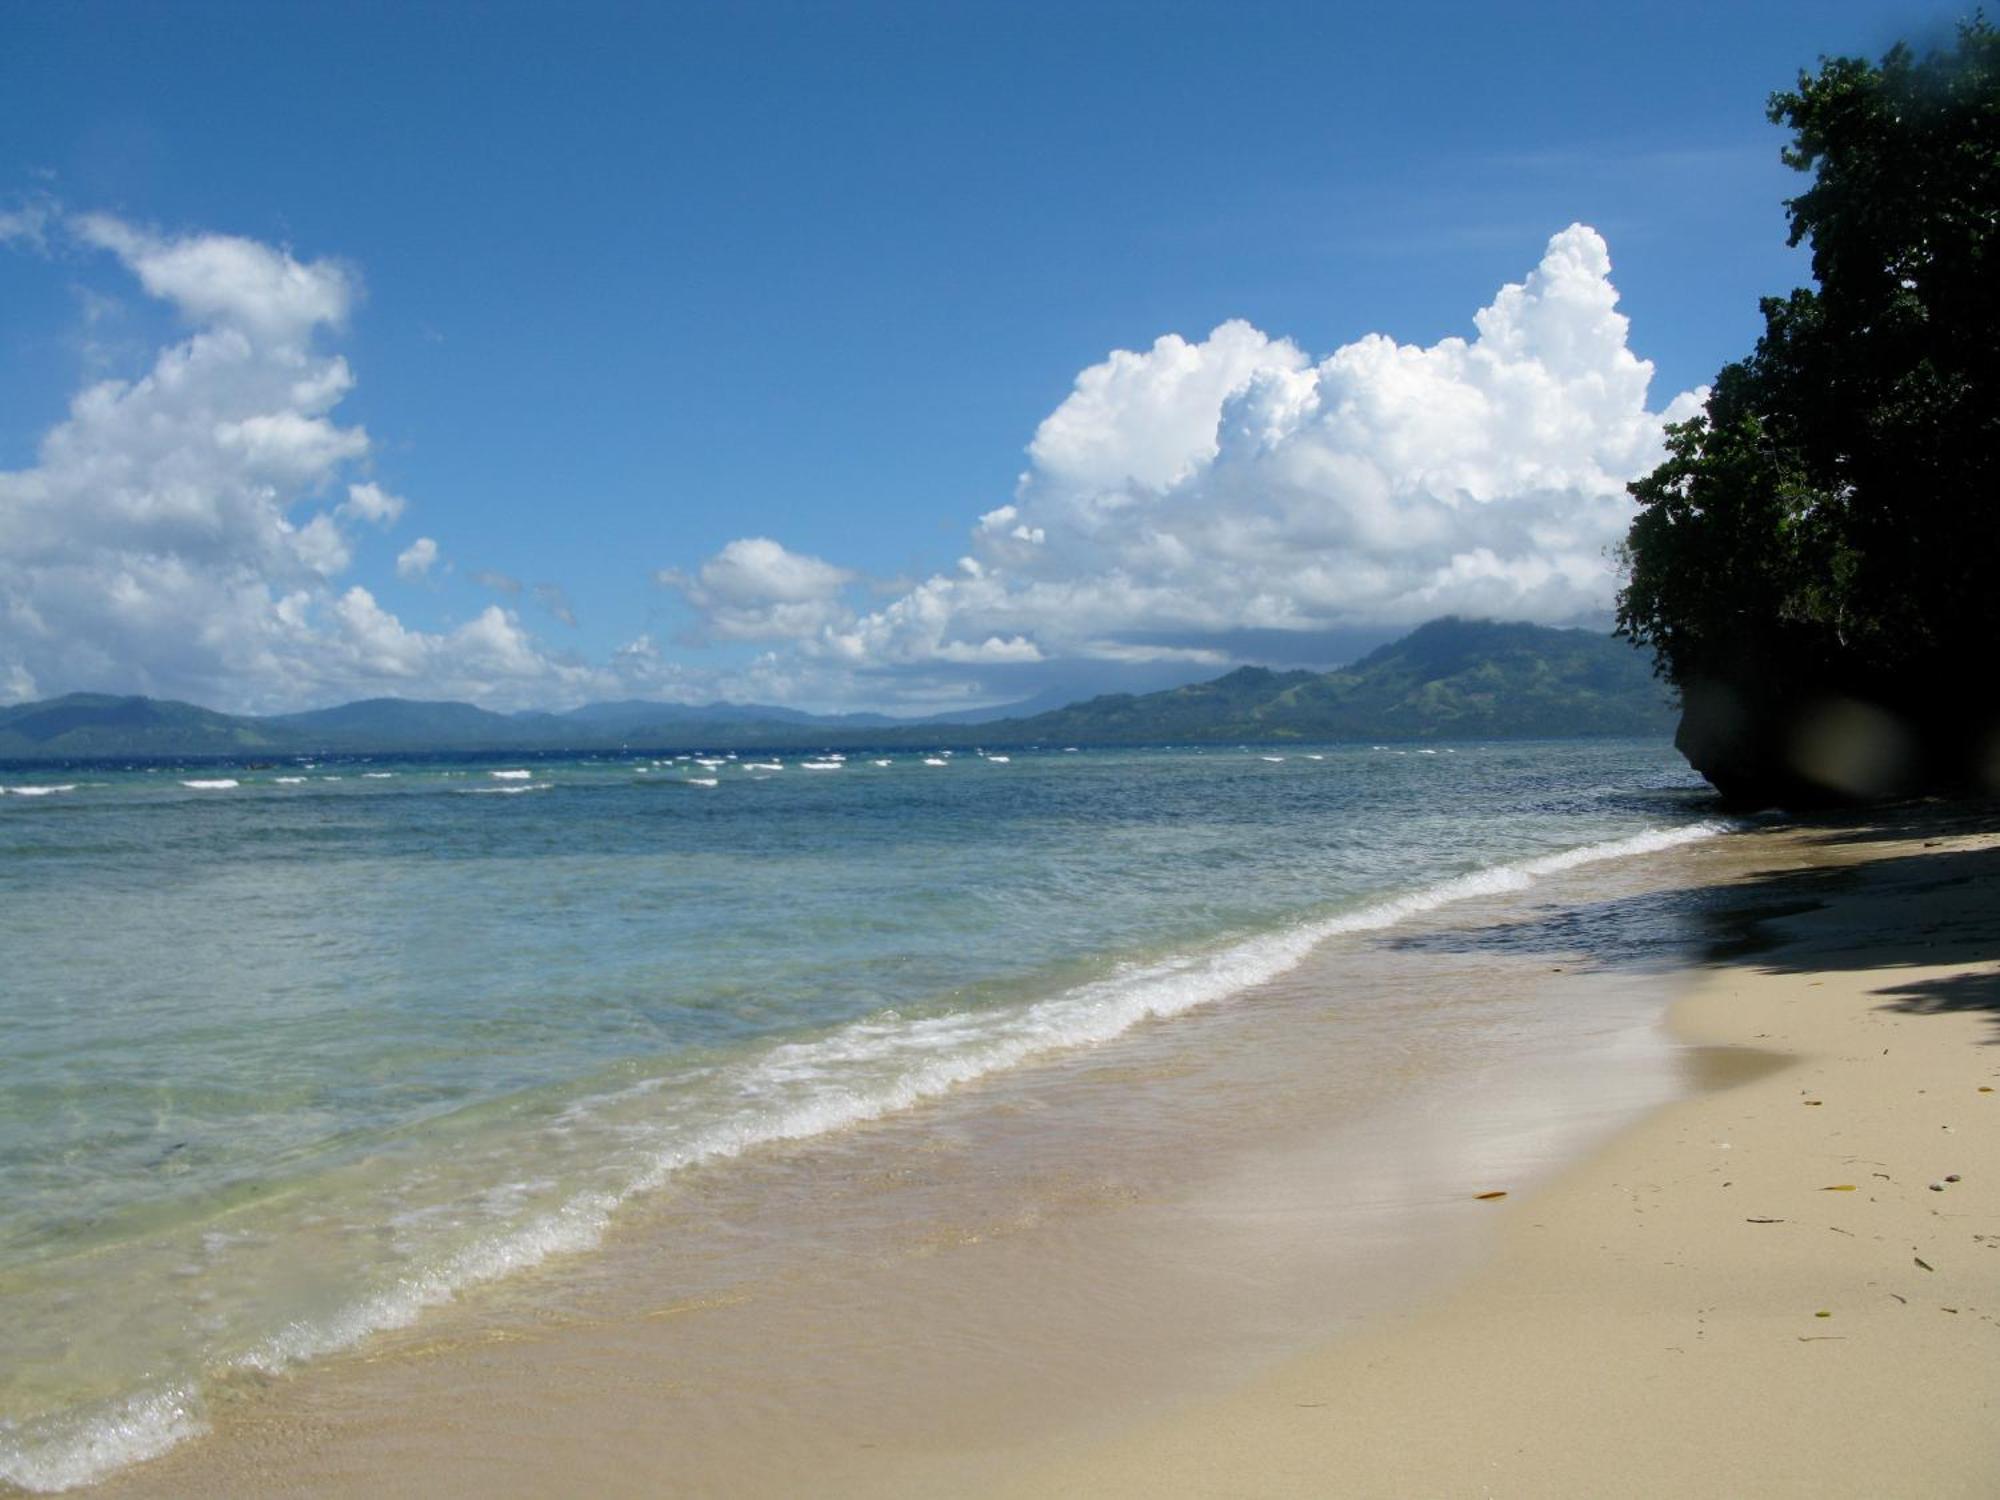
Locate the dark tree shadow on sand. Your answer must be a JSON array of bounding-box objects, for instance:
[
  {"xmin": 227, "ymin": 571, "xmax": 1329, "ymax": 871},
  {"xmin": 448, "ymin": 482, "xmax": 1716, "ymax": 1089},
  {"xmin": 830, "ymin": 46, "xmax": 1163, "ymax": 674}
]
[
  {"xmin": 1381, "ymin": 802, "xmax": 2000, "ymax": 1043},
  {"xmin": 1874, "ymin": 967, "xmax": 2000, "ymax": 1028}
]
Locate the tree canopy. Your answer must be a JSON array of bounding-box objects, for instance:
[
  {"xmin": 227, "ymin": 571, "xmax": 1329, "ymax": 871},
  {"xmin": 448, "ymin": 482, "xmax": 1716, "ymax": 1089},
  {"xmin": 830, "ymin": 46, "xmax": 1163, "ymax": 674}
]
[{"xmin": 1618, "ymin": 19, "xmax": 2000, "ymax": 803}]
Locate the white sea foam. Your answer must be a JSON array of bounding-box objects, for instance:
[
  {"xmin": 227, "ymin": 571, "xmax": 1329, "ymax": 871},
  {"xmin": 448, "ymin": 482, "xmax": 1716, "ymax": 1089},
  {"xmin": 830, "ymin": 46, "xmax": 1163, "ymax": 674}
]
[
  {"xmin": 461, "ymin": 784, "xmax": 551, "ymax": 796},
  {"xmin": 923, "ymin": 757, "xmax": 947, "ymax": 766},
  {"xmin": 8, "ymin": 818, "xmax": 1726, "ymax": 1491},
  {"xmin": 179, "ymin": 779, "xmax": 238, "ymax": 790},
  {"xmin": 985, "ymin": 755, "xmax": 1010, "ymax": 763},
  {"xmin": 343, "ymin": 824, "xmax": 1736, "ymax": 1320},
  {"xmin": 1260, "ymin": 756, "xmax": 1285, "ymax": 763},
  {"xmin": 362, "ymin": 772, "xmax": 394, "ymax": 779},
  {"xmin": 870, "ymin": 759, "xmax": 892, "ymax": 767},
  {"xmin": 2, "ymin": 784, "xmax": 78, "ymax": 796},
  {"xmin": 800, "ymin": 761, "xmax": 841, "ymax": 771},
  {"xmin": 685, "ymin": 777, "xmax": 719, "ymax": 787},
  {"xmin": 0, "ymin": 1385, "xmax": 207, "ymax": 1494},
  {"xmin": 273, "ymin": 776, "xmax": 308, "ymax": 785},
  {"xmin": 489, "ymin": 769, "xmax": 533, "ymax": 781}
]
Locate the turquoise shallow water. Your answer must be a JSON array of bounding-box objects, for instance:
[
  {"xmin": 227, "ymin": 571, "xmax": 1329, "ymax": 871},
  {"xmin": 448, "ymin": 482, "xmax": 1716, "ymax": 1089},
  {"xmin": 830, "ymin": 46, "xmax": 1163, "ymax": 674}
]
[{"xmin": 0, "ymin": 740, "xmax": 1711, "ymax": 1489}]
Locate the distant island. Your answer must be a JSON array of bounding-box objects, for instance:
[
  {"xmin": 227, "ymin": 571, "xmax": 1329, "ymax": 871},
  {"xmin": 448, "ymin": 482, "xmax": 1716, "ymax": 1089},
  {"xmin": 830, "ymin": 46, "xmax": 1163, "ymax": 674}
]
[{"xmin": 0, "ymin": 618, "xmax": 1673, "ymax": 761}]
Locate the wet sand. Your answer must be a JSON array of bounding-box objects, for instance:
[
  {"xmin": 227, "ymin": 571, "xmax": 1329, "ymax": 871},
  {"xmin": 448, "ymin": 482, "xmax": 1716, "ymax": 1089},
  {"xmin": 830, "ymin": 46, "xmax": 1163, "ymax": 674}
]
[
  {"xmin": 999, "ymin": 810, "xmax": 2000, "ymax": 1498},
  {"xmin": 93, "ymin": 814, "xmax": 1998, "ymax": 1497}
]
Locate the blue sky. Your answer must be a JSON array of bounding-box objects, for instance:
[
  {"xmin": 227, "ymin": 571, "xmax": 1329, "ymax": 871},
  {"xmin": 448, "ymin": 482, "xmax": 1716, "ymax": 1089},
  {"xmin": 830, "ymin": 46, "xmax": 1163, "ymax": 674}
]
[{"xmin": 0, "ymin": 0, "xmax": 1963, "ymax": 713}]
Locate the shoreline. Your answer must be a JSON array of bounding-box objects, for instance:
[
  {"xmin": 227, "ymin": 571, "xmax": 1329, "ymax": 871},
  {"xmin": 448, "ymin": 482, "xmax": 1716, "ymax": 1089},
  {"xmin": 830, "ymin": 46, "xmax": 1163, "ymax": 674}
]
[
  {"xmin": 69, "ymin": 810, "xmax": 1998, "ymax": 1497},
  {"xmin": 995, "ymin": 808, "xmax": 2000, "ymax": 1497}
]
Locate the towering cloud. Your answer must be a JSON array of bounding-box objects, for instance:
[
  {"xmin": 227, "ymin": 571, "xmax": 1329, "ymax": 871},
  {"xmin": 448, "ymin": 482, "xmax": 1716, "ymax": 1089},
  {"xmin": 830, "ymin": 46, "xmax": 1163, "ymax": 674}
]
[{"xmin": 679, "ymin": 225, "xmax": 1702, "ymax": 683}]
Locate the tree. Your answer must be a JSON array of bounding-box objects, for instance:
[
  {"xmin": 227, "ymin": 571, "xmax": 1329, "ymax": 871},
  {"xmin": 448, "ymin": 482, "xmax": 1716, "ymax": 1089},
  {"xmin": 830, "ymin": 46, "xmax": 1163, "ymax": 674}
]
[{"xmin": 1618, "ymin": 19, "xmax": 2000, "ymax": 804}]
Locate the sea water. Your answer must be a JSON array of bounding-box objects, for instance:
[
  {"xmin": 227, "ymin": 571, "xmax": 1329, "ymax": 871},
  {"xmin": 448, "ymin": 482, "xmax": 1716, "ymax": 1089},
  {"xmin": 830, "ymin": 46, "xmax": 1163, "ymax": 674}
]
[{"xmin": 0, "ymin": 741, "xmax": 1714, "ymax": 1490}]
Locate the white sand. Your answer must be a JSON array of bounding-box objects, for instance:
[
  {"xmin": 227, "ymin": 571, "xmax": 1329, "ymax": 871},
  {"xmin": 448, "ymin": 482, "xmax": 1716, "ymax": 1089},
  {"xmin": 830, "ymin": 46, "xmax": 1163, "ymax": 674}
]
[{"xmin": 996, "ymin": 816, "xmax": 2000, "ymax": 1497}]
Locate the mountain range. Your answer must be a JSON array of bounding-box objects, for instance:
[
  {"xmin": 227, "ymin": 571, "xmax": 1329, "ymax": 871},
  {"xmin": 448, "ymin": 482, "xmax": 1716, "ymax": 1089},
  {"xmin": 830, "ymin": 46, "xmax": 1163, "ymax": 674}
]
[{"xmin": 0, "ymin": 619, "xmax": 1675, "ymax": 760}]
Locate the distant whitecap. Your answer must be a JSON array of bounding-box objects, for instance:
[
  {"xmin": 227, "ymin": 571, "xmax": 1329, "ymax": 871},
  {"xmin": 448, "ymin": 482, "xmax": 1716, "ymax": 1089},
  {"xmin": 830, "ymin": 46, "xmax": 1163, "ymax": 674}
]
[
  {"xmin": 490, "ymin": 769, "xmax": 532, "ymax": 781},
  {"xmin": 181, "ymin": 779, "xmax": 239, "ymax": 790},
  {"xmin": 923, "ymin": 757, "xmax": 947, "ymax": 766},
  {"xmin": 5, "ymin": 783, "xmax": 78, "ymax": 797}
]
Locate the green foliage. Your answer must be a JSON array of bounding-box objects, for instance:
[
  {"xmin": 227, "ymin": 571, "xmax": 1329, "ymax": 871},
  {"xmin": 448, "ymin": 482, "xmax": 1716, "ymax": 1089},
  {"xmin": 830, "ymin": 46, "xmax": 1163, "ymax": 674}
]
[
  {"xmin": 0, "ymin": 694, "xmax": 292, "ymax": 757},
  {"xmin": 994, "ymin": 619, "xmax": 1673, "ymax": 745},
  {"xmin": 1617, "ymin": 19, "xmax": 2000, "ymax": 795}
]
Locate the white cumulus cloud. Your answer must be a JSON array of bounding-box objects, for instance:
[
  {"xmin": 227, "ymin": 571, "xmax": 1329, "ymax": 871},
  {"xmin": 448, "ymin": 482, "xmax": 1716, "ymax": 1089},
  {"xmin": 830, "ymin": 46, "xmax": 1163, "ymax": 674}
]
[
  {"xmin": 763, "ymin": 224, "xmax": 1702, "ymax": 681},
  {"xmin": 341, "ymin": 481, "xmax": 406, "ymax": 527},
  {"xmin": 396, "ymin": 536, "xmax": 440, "ymax": 579},
  {"xmin": 0, "ymin": 213, "xmax": 600, "ymax": 711},
  {"xmin": 5, "ymin": 215, "xmax": 1702, "ymax": 718},
  {"xmin": 72, "ymin": 214, "xmax": 355, "ymax": 340},
  {"xmin": 659, "ymin": 536, "xmax": 856, "ymax": 642}
]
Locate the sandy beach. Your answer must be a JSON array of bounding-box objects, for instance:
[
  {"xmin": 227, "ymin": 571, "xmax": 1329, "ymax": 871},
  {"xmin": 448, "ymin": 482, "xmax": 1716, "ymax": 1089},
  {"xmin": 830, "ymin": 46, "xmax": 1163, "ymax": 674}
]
[
  {"xmin": 82, "ymin": 810, "xmax": 2000, "ymax": 1499},
  {"xmin": 999, "ymin": 811, "xmax": 2000, "ymax": 1498}
]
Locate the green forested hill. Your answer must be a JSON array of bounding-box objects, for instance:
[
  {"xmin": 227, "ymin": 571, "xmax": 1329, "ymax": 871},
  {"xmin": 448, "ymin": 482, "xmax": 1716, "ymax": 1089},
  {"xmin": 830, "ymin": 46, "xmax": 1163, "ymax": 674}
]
[
  {"xmin": 0, "ymin": 619, "xmax": 1672, "ymax": 759},
  {"xmin": 263, "ymin": 698, "xmax": 564, "ymax": 747},
  {"xmin": 981, "ymin": 619, "xmax": 1674, "ymax": 744},
  {"xmin": 0, "ymin": 694, "xmax": 294, "ymax": 758}
]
